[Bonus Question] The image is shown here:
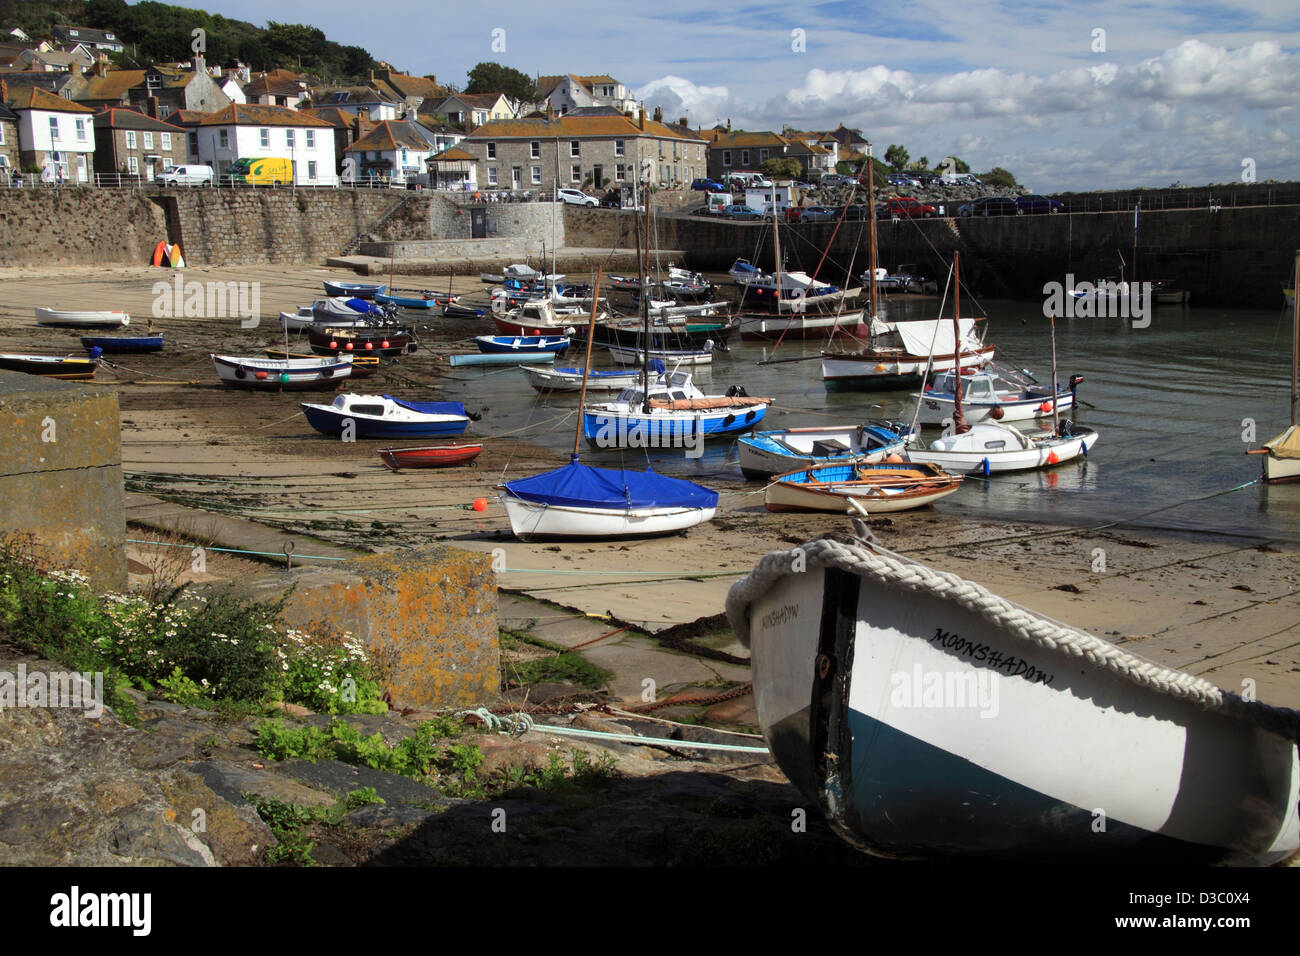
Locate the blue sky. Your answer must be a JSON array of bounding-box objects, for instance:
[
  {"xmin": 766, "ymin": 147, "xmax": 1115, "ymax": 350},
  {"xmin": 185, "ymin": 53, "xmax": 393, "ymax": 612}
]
[{"xmin": 162, "ymin": 0, "xmax": 1299, "ymax": 191}]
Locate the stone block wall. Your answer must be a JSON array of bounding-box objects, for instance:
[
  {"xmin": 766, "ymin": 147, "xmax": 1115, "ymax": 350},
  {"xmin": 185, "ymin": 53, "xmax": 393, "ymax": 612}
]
[
  {"xmin": 244, "ymin": 547, "xmax": 499, "ymax": 711},
  {"xmin": 0, "ymin": 373, "xmax": 126, "ymax": 590},
  {"xmin": 0, "ymin": 186, "xmax": 166, "ymax": 267}
]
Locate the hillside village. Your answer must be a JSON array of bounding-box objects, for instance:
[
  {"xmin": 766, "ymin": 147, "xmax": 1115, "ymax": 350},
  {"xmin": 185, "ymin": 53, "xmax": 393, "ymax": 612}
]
[{"xmin": 0, "ymin": 18, "xmax": 941, "ymax": 199}]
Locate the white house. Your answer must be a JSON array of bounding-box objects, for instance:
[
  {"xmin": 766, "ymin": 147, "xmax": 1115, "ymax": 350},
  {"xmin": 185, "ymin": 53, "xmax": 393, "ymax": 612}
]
[
  {"xmin": 7, "ymin": 87, "xmax": 96, "ymax": 182},
  {"xmin": 194, "ymin": 104, "xmax": 336, "ymax": 186},
  {"xmin": 343, "ymin": 119, "xmax": 440, "ymax": 185},
  {"xmin": 313, "ymin": 86, "xmax": 401, "ymax": 121},
  {"xmin": 220, "ymin": 77, "xmax": 246, "ymax": 104},
  {"xmin": 536, "ymin": 74, "xmax": 637, "ymax": 115}
]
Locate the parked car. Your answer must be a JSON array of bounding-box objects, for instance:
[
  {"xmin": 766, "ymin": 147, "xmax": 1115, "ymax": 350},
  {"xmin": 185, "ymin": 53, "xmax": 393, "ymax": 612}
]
[
  {"xmin": 723, "ymin": 204, "xmax": 764, "ymax": 220},
  {"xmin": 556, "ymin": 187, "xmax": 598, "ymax": 207},
  {"xmin": 691, "ymin": 177, "xmax": 726, "ymax": 192},
  {"xmin": 958, "ymin": 196, "xmax": 1021, "ymax": 217},
  {"xmin": 886, "ymin": 174, "xmax": 919, "ymax": 189},
  {"xmin": 943, "ymin": 172, "xmax": 984, "ymax": 187},
  {"xmin": 1015, "ymin": 194, "xmax": 1065, "ymax": 215},
  {"xmin": 791, "ymin": 181, "xmax": 814, "ymax": 190},
  {"xmin": 161, "ymin": 164, "xmax": 213, "ymax": 187},
  {"xmin": 819, "ymin": 173, "xmax": 853, "ymax": 187},
  {"xmin": 839, "ymin": 204, "xmax": 867, "ymax": 220},
  {"xmin": 877, "ymin": 196, "xmax": 939, "ymax": 219},
  {"xmin": 798, "ymin": 205, "xmax": 839, "ymax": 222},
  {"xmin": 785, "ymin": 206, "xmax": 804, "ymax": 222}
]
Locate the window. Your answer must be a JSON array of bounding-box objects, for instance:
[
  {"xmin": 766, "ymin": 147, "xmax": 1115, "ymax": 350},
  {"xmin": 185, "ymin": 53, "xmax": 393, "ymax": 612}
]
[
  {"xmin": 305, "ymin": 130, "xmax": 315, "ymax": 148},
  {"xmin": 530, "ymin": 141, "xmax": 539, "ymax": 159},
  {"xmin": 159, "ymin": 105, "xmax": 170, "ymax": 118},
  {"xmin": 486, "ymin": 142, "xmax": 496, "ymax": 159},
  {"xmin": 531, "ymin": 165, "xmax": 541, "ymax": 184},
  {"xmin": 124, "ymin": 130, "xmax": 136, "ymax": 149},
  {"xmin": 0, "ymin": 124, "xmax": 4, "ymax": 145},
  {"xmin": 570, "ymin": 140, "xmax": 580, "ymax": 157},
  {"xmin": 188, "ymin": 132, "xmax": 198, "ymax": 155},
  {"xmin": 259, "ymin": 128, "xmax": 269, "ymax": 148},
  {"xmin": 759, "ymin": 148, "xmax": 769, "ymax": 162},
  {"xmin": 722, "ymin": 150, "xmax": 731, "ymax": 167},
  {"xmin": 308, "ymin": 161, "xmax": 317, "ymax": 180},
  {"xmin": 616, "ymin": 164, "xmax": 625, "ymax": 181},
  {"xmin": 160, "ymin": 132, "xmax": 171, "ymax": 150},
  {"xmin": 657, "ymin": 141, "xmax": 663, "ymax": 157},
  {"xmin": 218, "ymin": 129, "xmax": 229, "ymax": 149},
  {"xmin": 487, "ymin": 166, "xmax": 497, "ymax": 185},
  {"xmin": 127, "ymin": 156, "xmax": 138, "ymax": 173},
  {"xmin": 570, "ymin": 164, "xmax": 580, "ymax": 183},
  {"xmin": 615, "ymin": 139, "xmax": 625, "ymax": 156},
  {"xmin": 286, "ymin": 129, "xmax": 295, "ymax": 148},
  {"xmin": 742, "ymin": 150, "xmax": 750, "ymax": 165},
  {"xmin": 142, "ymin": 131, "xmax": 152, "ymax": 149},
  {"xmin": 49, "ymin": 117, "xmax": 59, "ymax": 141},
  {"xmin": 76, "ymin": 119, "xmax": 86, "ymax": 141}
]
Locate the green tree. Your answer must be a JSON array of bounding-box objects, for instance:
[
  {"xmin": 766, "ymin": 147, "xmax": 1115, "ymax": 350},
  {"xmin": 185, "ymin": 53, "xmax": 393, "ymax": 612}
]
[
  {"xmin": 912, "ymin": 156, "xmax": 929, "ymax": 171},
  {"xmin": 978, "ymin": 166, "xmax": 1018, "ymax": 188},
  {"xmin": 465, "ymin": 62, "xmax": 536, "ymax": 103},
  {"xmin": 884, "ymin": 144, "xmax": 909, "ymax": 171},
  {"xmin": 760, "ymin": 157, "xmax": 802, "ymax": 180}
]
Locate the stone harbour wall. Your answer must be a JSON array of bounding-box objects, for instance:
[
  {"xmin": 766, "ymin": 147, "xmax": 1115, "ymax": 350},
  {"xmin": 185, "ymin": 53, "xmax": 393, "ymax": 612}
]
[
  {"xmin": 0, "ymin": 372, "xmax": 126, "ymax": 590},
  {"xmin": 0, "ymin": 186, "xmax": 167, "ymax": 267}
]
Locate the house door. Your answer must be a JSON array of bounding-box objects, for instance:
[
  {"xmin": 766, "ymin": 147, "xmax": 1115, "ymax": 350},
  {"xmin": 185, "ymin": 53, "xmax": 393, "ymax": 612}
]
[
  {"xmin": 511, "ymin": 166, "xmax": 521, "ymax": 188},
  {"xmin": 593, "ymin": 165, "xmax": 603, "ymax": 188},
  {"xmin": 76, "ymin": 154, "xmax": 87, "ymax": 183},
  {"xmin": 471, "ymin": 208, "xmax": 487, "ymax": 238}
]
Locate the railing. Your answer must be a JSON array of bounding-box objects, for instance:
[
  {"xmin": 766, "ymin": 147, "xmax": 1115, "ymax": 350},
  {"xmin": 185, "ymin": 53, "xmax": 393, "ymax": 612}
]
[{"xmin": 1053, "ymin": 184, "xmax": 1300, "ymax": 214}]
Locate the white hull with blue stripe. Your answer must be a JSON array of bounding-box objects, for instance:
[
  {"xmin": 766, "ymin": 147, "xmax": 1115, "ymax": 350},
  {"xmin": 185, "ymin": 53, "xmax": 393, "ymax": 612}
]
[{"xmin": 728, "ymin": 536, "xmax": 1300, "ymax": 864}]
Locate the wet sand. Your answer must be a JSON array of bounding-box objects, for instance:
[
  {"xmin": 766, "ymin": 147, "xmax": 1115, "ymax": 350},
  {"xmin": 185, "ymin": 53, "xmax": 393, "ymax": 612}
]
[{"xmin": 4, "ymin": 263, "xmax": 1299, "ymax": 706}]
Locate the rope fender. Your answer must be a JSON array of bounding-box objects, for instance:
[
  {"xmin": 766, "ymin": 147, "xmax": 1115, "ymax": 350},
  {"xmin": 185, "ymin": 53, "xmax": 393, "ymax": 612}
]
[{"xmin": 726, "ymin": 535, "xmax": 1300, "ymax": 739}]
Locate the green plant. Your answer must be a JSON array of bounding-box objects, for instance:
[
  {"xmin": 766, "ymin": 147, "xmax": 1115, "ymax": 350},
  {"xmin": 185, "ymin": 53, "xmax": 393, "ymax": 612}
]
[
  {"xmin": 344, "ymin": 787, "xmax": 384, "ymax": 809},
  {"xmin": 278, "ymin": 624, "xmax": 386, "ymax": 715},
  {"xmin": 502, "ymin": 651, "xmax": 610, "ymax": 690},
  {"xmin": 157, "ymin": 666, "xmax": 204, "ymax": 707},
  {"xmin": 248, "ymin": 795, "xmax": 321, "ymax": 866}
]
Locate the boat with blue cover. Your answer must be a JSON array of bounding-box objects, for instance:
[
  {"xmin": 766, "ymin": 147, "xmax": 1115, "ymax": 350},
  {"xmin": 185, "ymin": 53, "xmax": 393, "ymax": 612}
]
[
  {"xmin": 737, "ymin": 422, "xmax": 913, "ymax": 479},
  {"xmin": 299, "ymin": 394, "xmax": 469, "ymax": 438},
  {"xmin": 499, "ymin": 456, "xmax": 718, "ymax": 539}
]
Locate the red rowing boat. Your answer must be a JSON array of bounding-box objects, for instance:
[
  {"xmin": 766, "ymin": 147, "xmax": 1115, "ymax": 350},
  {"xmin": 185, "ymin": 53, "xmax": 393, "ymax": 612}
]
[{"xmin": 378, "ymin": 443, "xmax": 484, "ymax": 471}]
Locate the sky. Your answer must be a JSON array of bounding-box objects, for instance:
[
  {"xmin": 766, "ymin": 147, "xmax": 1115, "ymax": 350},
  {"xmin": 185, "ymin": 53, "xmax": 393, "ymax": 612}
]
[{"xmin": 167, "ymin": 0, "xmax": 1300, "ymax": 192}]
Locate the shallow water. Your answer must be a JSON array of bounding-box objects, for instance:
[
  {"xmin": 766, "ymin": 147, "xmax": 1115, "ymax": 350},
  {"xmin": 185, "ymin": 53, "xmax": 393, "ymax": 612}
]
[{"xmin": 449, "ymin": 290, "xmax": 1300, "ymax": 546}]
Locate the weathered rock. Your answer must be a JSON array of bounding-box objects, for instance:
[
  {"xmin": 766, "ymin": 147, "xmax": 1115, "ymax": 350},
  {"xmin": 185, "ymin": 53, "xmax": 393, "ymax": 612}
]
[
  {"xmin": 161, "ymin": 768, "xmax": 278, "ymax": 866},
  {"xmin": 278, "ymin": 759, "xmax": 441, "ymax": 807},
  {"xmin": 307, "ymin": 842, "xmax": 352, "ymax": 866},
  {"xmin": 189, "ymin": 760, "xmax": 334, "ymax": 809},
  {"xmin": 109, "ymin": 810, "xmax": 215, "ymax": 866},
  {"xmin": 344, "ymin": 803, "xmax": 437, "ymax": 829}
]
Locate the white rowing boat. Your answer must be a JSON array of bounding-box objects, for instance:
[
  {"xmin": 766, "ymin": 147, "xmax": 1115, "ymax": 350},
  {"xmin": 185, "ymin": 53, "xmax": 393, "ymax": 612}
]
[{"xmin": 34, "ymin": 307, "xmax": 129, "ymax": 328}]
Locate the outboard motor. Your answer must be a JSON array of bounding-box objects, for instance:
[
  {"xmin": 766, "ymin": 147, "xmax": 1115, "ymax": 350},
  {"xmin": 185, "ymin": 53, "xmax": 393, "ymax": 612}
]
[{"xmin": 725, "ymin": 384, "xmax": 749, "ymax": 398}]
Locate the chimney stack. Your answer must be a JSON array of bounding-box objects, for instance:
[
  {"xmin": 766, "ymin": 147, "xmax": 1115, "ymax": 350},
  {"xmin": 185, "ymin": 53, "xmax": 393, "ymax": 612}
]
[
  {"xmin": 193, "ymin": 53, "xmax": 206, "ymax": 76},
  {"xmin": 638, "ymin": 108, "xmax": 645, "ymax": 132},
  {"xmin": 726, "ymin": 117, "xmax": 731, "ymax": 132},
  {"xmin": 146, "ymin": 96, "xmax": 159, "ymax": 119},
  {"xmin": 652, "ymin": 105, "xmax": 662, "ymax": 122},
  {"xmin": 0, "ymin": 79, "xmax": 7, "ymax": 105}
]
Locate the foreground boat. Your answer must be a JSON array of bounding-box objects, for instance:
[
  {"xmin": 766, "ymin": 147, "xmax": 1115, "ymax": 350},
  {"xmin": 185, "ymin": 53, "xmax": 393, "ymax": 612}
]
[
  {"xmin": 378, "ymin": 442, "xmax": 483, "ymax": 470},
  {"xmin": 212, "ymin": 354, "xmax": 353, "ymax": 389},
  {"xmin": 301, "ymin": 394, "xmax": 469, "ymax": 438},
  {"xmin": 80, "ymin": 334, "xmax": 163, "ymax": 353},
  {"xmin": 738, "ymin": 422, "xmax": 912, "ymax": 479},
  {"xmin": 1250, "ymin": 252, "xmax": 1300, "ymax": 482},
  {"xmin": 34, "ymin": 307, "xmax": 129, "ymax": 328},
  {"xmin": 727, "ymin": 534, "xmax": 1300, "ymax": 863},
  {"xmin": 765, "ymin": 461, "xmax": 962, "ymax": 513},
  {"xmin": 0, "ymin": 352, "xmax": 98, "ymax": 380},
  {"xmin": 582, "ymin": 367, "xmax": 771, "ymax": 446}
]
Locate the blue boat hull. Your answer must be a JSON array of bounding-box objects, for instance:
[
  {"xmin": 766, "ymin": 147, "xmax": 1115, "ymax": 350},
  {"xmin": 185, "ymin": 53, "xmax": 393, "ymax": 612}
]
[
  {"xmin": 80, "ymin": 335, "xmax": 164, "ymax": 353},
  {"xmin": 475, "ymin": 337, "xmax": 569, "ymax": 355},
  {"xmin": 301, "ymin": 405, "xmax": 467, "ymax": 438},
  {"xmin": 324, "ymin": 282, "xmax": 386, "ymax": 299},
  {"xmin": 582, "ymin": 406, "xmax": 765, "ymax": 444}
]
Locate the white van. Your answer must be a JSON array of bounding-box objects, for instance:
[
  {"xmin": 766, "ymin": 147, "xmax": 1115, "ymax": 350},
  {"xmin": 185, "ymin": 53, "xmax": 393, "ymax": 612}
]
[{"xmin": 161, "ymin": 164, "xmax": 213, "ymax": 187}]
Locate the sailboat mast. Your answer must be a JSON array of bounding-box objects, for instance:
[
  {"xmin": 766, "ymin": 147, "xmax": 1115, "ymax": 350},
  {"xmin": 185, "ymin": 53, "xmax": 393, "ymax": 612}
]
[
  {"xmin": 573, "ymin": 268, "xmax": 604, "ymax": 458},
  {"xmin": 1050, "ymin": 312, "xmax": 1060, "ymax": 435},
  {"xmin": 638, "ymin": 178, "xmax": 651, "ymax": 413},
  {"xmin": 772, "ymin": 201, "xmax": 783, "ymax": 311},
  {"xmin": 952, "ymin": 252, "xmax": 969, "ymax": 434},
  {"xmin": 866, "ymin": 146, "xmax": 878, "ymax": 321},
  {"xmin": 1292, "ymin": 250, "xmax": 1299, "ymax": 427}
]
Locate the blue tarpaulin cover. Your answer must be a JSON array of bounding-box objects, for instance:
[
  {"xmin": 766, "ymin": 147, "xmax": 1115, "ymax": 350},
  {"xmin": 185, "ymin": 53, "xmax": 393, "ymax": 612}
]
[
  {"xmin": 384, "ymin": 396, "xmax": 467, "ymax": 417},
  {"xmin": 503, "ymin": 459, "xmax": 718, "ymax": 509}
]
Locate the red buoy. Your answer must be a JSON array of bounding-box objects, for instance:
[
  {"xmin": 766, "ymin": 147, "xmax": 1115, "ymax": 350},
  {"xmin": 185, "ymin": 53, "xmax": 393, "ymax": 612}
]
[
  {"xmin": 472, "ymin": 497, "xmax": 487, "ymax": 512},
  {"xmin": 364, "ymin": 341, "xmax": 373, "ymax": 350},
  {"xmin": 255, "ymin": 370, "xmax": 268, "ymax": 379},
  {"xmin": 346, "ymin": 342, "xmax": 354, "ymax": 350},
  {"xmin": 329, "ymin": 340, "xmax": 338, "ymax": 349},
  {"xmin": 381, "ymin": 340, "xmax": 390, "ymax": 349},
  {"xmin": 1039, "ymin": 401, "xmax": 1053, "ymax": 413},
  {"xmin": 1046, "ymin": 451, "xmax": 1060, "ymax": 464}
]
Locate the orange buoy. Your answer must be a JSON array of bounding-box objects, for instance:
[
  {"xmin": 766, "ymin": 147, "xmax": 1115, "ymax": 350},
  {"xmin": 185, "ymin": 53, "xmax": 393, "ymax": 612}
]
[
  {"xmin": 1039, "ymin": 401, "xmax": 1053, "ymax": 413},
  {"xmin": 875, "ymin": 363, "xmax": 887, "ymax": 372},
  {"xmin": 255, "ymin": 370, "xmax": 268, "ymax": 379},
  {"xmin": 886, "ymin": 453, "xmax": 905, "ymax": 463},
  {"xmin": 472, "ymin": 497, "xmax": 487, "ymax": 512},
  {"xmin": 1046, "ymin": 451, "xmax": 1060, "ymax": 464},
  {"xmin": 989, "ymin": 405, "xmax": 1005, "ymax": 420}
]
